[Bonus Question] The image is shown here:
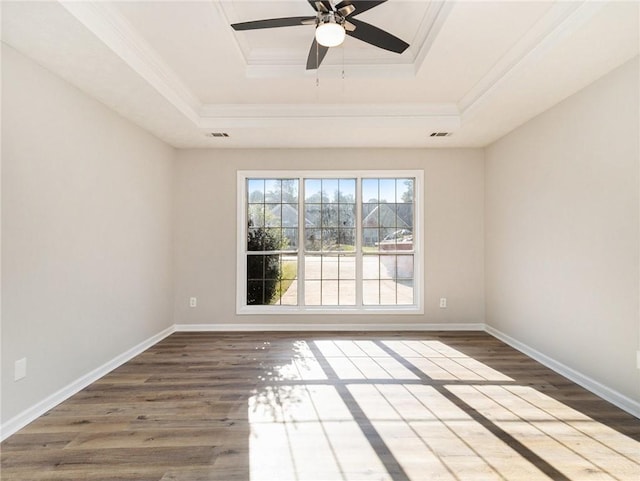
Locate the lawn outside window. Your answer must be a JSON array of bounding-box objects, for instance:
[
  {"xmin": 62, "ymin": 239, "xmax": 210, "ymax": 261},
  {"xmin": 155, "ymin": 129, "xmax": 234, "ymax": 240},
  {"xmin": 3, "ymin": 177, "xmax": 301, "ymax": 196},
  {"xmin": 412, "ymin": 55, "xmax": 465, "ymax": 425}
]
[{"xmin": 237, "ymin": 171, "xmax": 423, "ymax": 314}]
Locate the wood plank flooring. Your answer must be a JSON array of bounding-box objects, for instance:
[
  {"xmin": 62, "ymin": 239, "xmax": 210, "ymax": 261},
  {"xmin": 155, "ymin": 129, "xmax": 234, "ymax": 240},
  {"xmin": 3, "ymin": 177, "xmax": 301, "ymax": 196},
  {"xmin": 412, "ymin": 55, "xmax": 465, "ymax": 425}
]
[{"xmin": 2, "ymin": 332, "xmax": 639, "ymax": 480}]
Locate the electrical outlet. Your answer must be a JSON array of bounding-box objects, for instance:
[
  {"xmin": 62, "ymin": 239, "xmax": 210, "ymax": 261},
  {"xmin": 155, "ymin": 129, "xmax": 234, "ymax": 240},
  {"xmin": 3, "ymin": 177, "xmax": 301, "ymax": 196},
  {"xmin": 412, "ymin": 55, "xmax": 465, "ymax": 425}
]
[
  {"xmin": 637, "ymin": 351, "xmax": 640, "ymax": 370},
  {"xmin": 189, "ymin": 297, "xmax": 197, "ymax": 308},
  {"xmin": 439, "ymin": 298, "xmax": 447, "ymax": 308},
  {"xmin": 14, "ymin": 358, "xmax": 27, "ymax": 381}
]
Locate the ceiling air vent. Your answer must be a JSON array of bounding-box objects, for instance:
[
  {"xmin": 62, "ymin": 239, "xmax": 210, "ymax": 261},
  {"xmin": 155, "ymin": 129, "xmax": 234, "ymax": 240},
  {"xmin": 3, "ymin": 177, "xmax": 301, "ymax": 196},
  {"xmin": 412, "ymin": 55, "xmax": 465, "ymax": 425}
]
[
  {"xmin": 430, "ymin": 132, "xmax": 452, "ymax": 137},
  {"xmin": 206, "ymin": 132, "xmax": 230, "ymax": 138}
]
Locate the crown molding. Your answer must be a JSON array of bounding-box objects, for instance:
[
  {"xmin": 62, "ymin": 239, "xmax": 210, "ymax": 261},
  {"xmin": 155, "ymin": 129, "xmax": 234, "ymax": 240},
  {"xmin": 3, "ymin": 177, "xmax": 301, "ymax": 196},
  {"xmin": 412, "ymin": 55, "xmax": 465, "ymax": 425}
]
[
  {"xmin": 199, "ymin": 103, "xmax": 461, "ymax": 130},
  {"xmin": 459, "ymin": 1, "xmax": 606, "ymax": 120},
  {"xmin": 59, "ymin": 0, "xmax": 201, "ymax": 125},
  {"xmin": 412, "ymin": 0, "xmax": 453, "ymax": 75}
]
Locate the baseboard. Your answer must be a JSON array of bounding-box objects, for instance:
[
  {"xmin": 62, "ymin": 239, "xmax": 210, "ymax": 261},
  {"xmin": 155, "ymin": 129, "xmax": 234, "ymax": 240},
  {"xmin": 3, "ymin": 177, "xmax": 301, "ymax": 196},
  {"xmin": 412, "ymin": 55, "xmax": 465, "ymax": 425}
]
[
  {"xmin": 174, "ymin": 323, "xmax": 486, "ymax": 332},
  {"xmin": 0, "ymin": 325, "xmax": 176, "ymax": 442},
  {"xmin": 485, "ymin": 325, "xmax": 640, "ymax": 419}
]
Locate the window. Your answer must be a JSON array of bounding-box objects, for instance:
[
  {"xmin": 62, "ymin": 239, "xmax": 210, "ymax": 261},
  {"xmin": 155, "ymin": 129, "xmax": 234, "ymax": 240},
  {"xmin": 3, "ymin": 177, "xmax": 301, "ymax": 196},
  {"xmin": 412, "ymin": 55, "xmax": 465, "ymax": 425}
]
[{"xmin": 237, "ymin": 171, "xmax": 423, "ymax": 313}]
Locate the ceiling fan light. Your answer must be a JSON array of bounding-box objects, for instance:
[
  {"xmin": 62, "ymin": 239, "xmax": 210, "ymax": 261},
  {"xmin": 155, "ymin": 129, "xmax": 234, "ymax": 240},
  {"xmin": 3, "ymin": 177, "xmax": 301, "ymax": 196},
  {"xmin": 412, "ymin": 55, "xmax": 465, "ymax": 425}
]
[{"xmin": 315, "ymin": 22, "xmax": 345, "ymax": 47}]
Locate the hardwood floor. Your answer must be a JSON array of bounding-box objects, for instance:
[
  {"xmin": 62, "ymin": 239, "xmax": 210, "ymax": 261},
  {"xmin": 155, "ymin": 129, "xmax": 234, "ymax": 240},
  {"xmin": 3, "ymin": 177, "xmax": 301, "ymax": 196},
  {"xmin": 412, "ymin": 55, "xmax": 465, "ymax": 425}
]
[{"xmin": 2, "ymin": 332, "xmax": 639, "ymax": 480}]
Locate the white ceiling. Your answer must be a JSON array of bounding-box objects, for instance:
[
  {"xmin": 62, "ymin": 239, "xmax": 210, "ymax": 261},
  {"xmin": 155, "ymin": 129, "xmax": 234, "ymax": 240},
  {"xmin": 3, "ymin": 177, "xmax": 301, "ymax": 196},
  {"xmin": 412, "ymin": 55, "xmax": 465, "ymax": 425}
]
[{"xmin": 2, "ymin": 1, "xmax": 638, "ymax": 149}]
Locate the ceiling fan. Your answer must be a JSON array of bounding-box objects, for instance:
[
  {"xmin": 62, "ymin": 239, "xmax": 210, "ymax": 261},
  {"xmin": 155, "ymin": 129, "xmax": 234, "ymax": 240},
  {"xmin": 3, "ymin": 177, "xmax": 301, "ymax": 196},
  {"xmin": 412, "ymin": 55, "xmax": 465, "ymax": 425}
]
[{"xmin": 230, "ymin": 0, "xmax": 409, "ymax": 70}]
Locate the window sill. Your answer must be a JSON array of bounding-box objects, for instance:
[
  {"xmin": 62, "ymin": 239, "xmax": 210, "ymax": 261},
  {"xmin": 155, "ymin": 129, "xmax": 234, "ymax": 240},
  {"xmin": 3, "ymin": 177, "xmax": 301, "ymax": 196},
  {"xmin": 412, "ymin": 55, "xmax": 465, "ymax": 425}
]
[{"xmin": 237, "ymin": 305, "xmax": 424, "ymax": 315}]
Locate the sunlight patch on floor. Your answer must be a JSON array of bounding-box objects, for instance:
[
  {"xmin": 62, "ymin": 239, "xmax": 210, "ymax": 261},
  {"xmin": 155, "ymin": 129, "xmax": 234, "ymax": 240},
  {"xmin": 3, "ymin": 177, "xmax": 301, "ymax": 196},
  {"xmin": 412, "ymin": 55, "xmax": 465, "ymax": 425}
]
[{"xmin": 246, "ymin": 338, "xmax": 639, "ymax": 481}]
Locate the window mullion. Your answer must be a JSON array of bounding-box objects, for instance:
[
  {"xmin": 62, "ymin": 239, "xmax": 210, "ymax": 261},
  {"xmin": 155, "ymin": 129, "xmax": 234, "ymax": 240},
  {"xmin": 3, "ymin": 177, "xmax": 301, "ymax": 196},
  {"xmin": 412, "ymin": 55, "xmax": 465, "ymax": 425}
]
[
  {"xmin": 298, "ymin": 177, "xmax": 305, "ymax": 308},
  {"xmin": 355, "ymin": 177, "xmax": 363, "ymax": 307}
]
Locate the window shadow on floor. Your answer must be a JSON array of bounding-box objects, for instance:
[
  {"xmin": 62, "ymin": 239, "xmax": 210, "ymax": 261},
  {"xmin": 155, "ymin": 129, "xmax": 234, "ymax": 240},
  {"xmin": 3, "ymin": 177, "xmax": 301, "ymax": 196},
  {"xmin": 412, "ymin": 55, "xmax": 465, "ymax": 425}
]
[{"xmin": 2, "ymin": 331, "xmax": 639, "ymax": 481}]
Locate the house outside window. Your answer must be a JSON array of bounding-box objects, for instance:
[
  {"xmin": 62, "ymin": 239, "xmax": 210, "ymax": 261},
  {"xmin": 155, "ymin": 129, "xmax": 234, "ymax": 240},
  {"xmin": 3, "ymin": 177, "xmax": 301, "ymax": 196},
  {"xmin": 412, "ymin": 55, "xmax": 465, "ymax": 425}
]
[{"xmin": 237, "ymin": 171, "xmax": 423, "ymax": 314}]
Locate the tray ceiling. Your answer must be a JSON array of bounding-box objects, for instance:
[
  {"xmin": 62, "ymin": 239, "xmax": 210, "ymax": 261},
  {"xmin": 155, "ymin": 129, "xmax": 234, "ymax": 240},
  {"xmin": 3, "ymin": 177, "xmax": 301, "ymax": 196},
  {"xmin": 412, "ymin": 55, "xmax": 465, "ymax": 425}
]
[{"xmin": 2, "ymin": 1, "xmax": 638, "ymax": 148}]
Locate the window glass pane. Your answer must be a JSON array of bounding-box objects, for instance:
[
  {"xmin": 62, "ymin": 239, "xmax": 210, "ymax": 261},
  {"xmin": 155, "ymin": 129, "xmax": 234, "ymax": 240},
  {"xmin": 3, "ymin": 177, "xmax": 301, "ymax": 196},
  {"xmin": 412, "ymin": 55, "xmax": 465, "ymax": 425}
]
[
  {"xmin": 322, "ymin": 256, "xmax": 339, "ymax": 279},
  {"xmin": 339, "ymin": 179, "xmax": 356, "ymax": 202},
  {"xmin": 268, "ymin": 228, "xmax": 284, "ymax": 250},
  {"xmin": 338, "ymin": 228, "xmax": 355, "ymax": 248},
  {"xmin": 305, "ymin": 228, "xmax": 322, "ymax": 251},
  {"xmin": 265, "ymin": 205, "xmax": 281, "ymax": 227},
  {"xmin": 248, "ymin": 204, "xmax": 265, "ymax": 228},
  {"xmin": 264, "ymin": 179, "xmax": 281, "ymax": 202},
  {"xmin": 397, "ymin": 203, "xmax": 413, "ymax": 230},
  {"xmin": 247, "ymin": 280, "xmax": 264, "ymax": 305},
  {"xmin": 247, "ymin": 228, "xmax": 264, "ymax": 251},
  {"xmin": 362, "ymin": 178, "xmax": 378, "ymax": 203},
  {"xmin": 362, "ymin": 203, "xmax": 378, "ymax": 228},
  {"xmin": 305, "ymin": 179, "xmax": 322, "ymax": 202},
  {"xmin": 246, "ymin": 254, "xmax": 278, "ymax": 305},
  {"xmin": 379, "ymin": 204, "xmax": 398, "ymax": 228},
  {"xmin": 397, "ymin": 279, "xmax": 414, "ymax": 305},
  {"xmin": 322, "ymin": 179, "xmax": 339, "ymax": 203},
  {"xmin": 280, "ymin": 284, "xmax": 297, "ymax": 306},
  {"xmin": 339, "ymin": 256, "xmax": 356, "ymax": 279},
  {"xmin": 363, "ymin": 280, "xmax": 380, "ymax": 305},
  {"xmin": 339, "ymin": 280, "xmax": 356, "ymax": 305},
  {"xmin": 397, "ymin": 178, "xmax": 413, "ymax": 203},
  {"xmin": 322, "ymin": 280, "xmax": 339, "ymax": 305},
  {"xmin": 322, "ymin": 204, "xmax": 339, "ymax": 227},
  {"xmin": 305, "ymin": 204, "xmax": 321, "ymax": 228},
  {"xmin": 380, "ymin": 255, "xmax": 396, "ymax": 280},
  {"xmin": 397, "ymin": 255, "xmax": 414, "ymax": 279},
  {"xmin": 305, "ymin": 280, "xmax": 321, "ymax": 305},
  {"xmin": 247, "ymin": 179, "xmax": 264, "ymax": 202},
  {"xmin": 247, "ymin": 255, "xmax": 298, "ymax": 306},
  {"xmin": 247, "ymin": 255, "xmax": 264, "ymax": 280},
  {"xmin": 321, "ymin": 228, "xmax": 338, "ymax": 250},
  {"xmin": 281, "ymin": 256, "xmax": 298, "ymax": 280},
  {"xmin": 379, "ymin": 179, "xmax": 395, "ymax": 203},
  {"xmin": 282, "ymin": 204, "xmax": 298, "ymax": 227},
  {"xmin": 339, "ymin": 203, "xmax": 355, "ymax": 228},
  {"xmin": 397, "ymin": 231, "xmax": 413, "ymax": 251},
  {"xmin": 362, "ymin": 228, "xmax": 379, "ymax": 250},
  {"xmin": 380, "ymin": 280, "xmax": 397, "ymax": 305},
  {"xmin": 281, "ymin": 179, "xmax": 298, "ymax": 203},
  {"xmin": 380, "ymin": 228, "xmax": 398, "ymax": 250},
  {"xmin": 363, "ymin": 255, "xmax": 379, "ymax": 280},
  {"xmin": 248, "ymin": 227, "xmax": 283, "ymax": 252},
  {"xmin": 304, "ymin": 255, "xmax": 322, "ymax": 280},
  {"xmin": 276, "ymin": 256, "xmax": 298, "ymax": 306},
  {"xmin": 282, "ymin": 228, "xmax": 298, "ymax": 250}
]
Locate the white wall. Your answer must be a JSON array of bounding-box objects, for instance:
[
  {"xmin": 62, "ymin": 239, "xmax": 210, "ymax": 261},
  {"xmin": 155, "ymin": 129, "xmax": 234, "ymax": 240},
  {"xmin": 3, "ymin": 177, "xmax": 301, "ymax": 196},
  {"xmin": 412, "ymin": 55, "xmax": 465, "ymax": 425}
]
[
  {"xmin": 485, "ymin": 57, "xmax": 640, "ymax": 403},
  {"xmin": 1, "ymin": 45, "xmax": 175, "ymax": 424},
  {"xmin": 173, "ymin": 148, "xmax": 485, "ymax": 328}
]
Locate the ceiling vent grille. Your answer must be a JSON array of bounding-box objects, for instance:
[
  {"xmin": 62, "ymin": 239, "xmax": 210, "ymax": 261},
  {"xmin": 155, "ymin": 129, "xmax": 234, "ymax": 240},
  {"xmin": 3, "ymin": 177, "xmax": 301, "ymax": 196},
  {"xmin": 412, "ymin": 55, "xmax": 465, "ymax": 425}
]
[
  {"xmin": 430, "ymin": 132, "xmax": 452, "ymax": 137},
  {"xmin": 207, "ymin": 132, "xmax": 230, "ymax": 138}
]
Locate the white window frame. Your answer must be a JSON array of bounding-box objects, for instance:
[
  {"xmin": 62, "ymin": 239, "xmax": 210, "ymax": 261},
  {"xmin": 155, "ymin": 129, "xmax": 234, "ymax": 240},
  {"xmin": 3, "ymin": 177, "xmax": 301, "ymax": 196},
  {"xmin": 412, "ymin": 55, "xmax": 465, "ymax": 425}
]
[{"xmin": 236, "ymin": 170, "xmax": 424, "ymax": 315}]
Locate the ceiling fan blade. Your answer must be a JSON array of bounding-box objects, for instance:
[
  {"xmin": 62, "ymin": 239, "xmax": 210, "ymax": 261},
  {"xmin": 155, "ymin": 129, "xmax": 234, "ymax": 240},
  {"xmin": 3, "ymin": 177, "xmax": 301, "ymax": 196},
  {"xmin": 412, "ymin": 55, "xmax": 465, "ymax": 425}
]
[
  {"xmin": 307, "ymin": 0, "xmax": 332, "ymax": 13},
  {"xmin": 346, "ymin": 18, "xmax": 409, "ymax": 53},
  {"xmin": 337, "ymin": 3, "xmax": 356, "ymax": 17},
  {"xmin": 336, "ymin": 0, "xmax": 387, "ymax": 17},
  {"xmin": 306, "ymin": 38, "xmax": 330, "ymax": 70},
  {"xmin": 231, "ymin": 16, "xmax": 316, "ymax": 30}
]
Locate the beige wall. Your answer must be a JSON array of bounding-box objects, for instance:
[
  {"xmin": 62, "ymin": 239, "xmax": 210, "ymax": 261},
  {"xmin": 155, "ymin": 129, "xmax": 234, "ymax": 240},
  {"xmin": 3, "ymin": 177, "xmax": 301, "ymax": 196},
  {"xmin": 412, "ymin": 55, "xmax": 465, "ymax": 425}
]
[
  {"xmin": 1, "ymin": 45, "xmax": 175, "ymax": 423},
  {"xmin": 485, "ymin": 57, "xmax": 640, "ymax": 402},
  {"xmin": 173, "ymin": 148, "xmax": 485, "ymax": 327}
]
